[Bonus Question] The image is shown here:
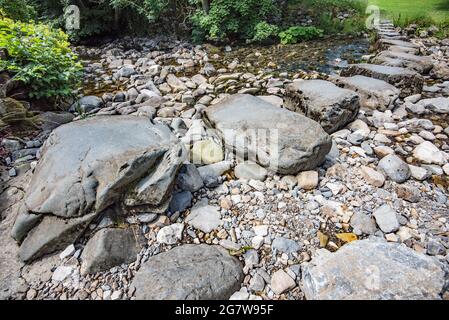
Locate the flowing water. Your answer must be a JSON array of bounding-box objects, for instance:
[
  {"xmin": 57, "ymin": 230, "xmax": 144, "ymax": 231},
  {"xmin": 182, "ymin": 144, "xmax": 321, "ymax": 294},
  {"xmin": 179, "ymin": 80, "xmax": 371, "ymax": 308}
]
[{"xmin": 206, "ymin": 36, "xmax": 370, "ymax": 76}]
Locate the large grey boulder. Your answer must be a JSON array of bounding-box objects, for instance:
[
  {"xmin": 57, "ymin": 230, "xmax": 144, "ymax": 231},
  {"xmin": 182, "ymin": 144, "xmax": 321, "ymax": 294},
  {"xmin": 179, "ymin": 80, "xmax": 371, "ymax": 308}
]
[
  {"xmin": 80, "ymin": 228, "xmax": 140, "ymax": 275},
  {"xmin": 341, "ymin": 64, "xmax": 423, "ymax": 98},
  {"xmin": 204, "ymin": 94, "xmax": 332, "ymax": 175},
  {"xmin": 24, "ymin": 116, "xmax": 184, "ymax": 218},
  {"xmin": 15, "ymin": 116, "xmax": 185, "ymax": 263},
  {"xmin": 330, "ymin": 75, "xmax": 400, "ymax": 112},
  {"xmin": 132, "ymin": 244, "xmax": 243, "ymax": 300},
  {"xmin": 373, "ymin": 51, "xmax": 434, "ymax": 74},
  {"xmin": 285, "ymin": 80, "xmax": 360, "ymax": 133},
  {"xmin": 302, "ymin": 238, "xmax": 445, "ymax": 300}
]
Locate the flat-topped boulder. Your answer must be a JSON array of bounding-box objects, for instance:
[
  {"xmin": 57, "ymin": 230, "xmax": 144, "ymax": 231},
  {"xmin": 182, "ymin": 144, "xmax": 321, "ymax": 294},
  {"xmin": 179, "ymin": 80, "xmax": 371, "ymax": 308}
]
[
  {"xmin": 376, "ymin": 38, "xmax": 420, "ymax": 51},
  {"xmin": 132, "ymin": 244, "xmax": 243, "ymax": 300},
  {"xmin": 330, "ymin": 75, "xmax": 400, "ymax": 112},
  {"xmin": 14, "ymin": 116, "xmax": 185, "ymax": 262},
  {"xmin": 284, "ymin": 80, "xmax": 360, "ymax": 133},
  {"xmin": 302, "ymin": 238, "xmax": 445, "ymax": 300},
  {"xmin": 388, "ymin": 45, "xmax": 419, "ymax": 54},
  {"xmin": 204, "ymin": 94, "xmax": 332, "ymax": 175},
  {"xmin": 373, "ymin": 51, "xmax": 434, "ymax": 74},
  {"xmin": 341, "ymin": 64, "xmax": 423, "ymax": 97},
  {"xmin": 377, "ymin": 31, "xmax": 406, "ymax": 40}
]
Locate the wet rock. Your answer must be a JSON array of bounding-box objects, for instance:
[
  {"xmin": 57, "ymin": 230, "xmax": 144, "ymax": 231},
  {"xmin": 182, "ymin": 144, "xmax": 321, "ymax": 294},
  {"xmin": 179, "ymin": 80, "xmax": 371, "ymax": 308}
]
[
  {"xmin": 80, "ymin": 228, "xmax": 139, "ymax": 275},
  {"xmin": 285, "ymin": 80, "xmax": 360, "ymax": 133},
  {"xmin": 204, "ymin": 94, "xmax": 331, "ymax": 175},
  {"xmin": 302, "ymin": 238, "xmax": 445, "ymax": 300},
  {"xmin": 132, "ymin": 244, "xmax": 243, "ymax": 299}
]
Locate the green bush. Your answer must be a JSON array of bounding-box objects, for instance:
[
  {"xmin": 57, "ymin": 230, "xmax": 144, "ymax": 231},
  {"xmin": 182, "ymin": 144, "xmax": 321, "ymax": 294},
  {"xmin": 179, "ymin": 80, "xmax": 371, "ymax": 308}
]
[
  {"xmin": 0, "ymin": 15, "xmax": 83, "ymax": 99},
  {"xmin": 279, "ymin": 26, "xmax": 323, "ymax": 44},
  {"xmin": 0, "ymin": 0, "xmax": 35, "ymax": 21},
  {"xmin": 191, "ymin": 0, "xmax": 279, "ymax": 41},
  {"xmin": 251, "ymin": 21, "xmax": 279, "ymax": 43}
]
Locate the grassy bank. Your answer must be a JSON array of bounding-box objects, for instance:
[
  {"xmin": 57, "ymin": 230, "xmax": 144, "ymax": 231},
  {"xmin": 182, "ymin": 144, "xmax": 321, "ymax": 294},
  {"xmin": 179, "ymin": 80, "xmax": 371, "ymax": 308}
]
[{"xmin": 368, "ymin": 0, "xmax": 449, "ymax": 24}]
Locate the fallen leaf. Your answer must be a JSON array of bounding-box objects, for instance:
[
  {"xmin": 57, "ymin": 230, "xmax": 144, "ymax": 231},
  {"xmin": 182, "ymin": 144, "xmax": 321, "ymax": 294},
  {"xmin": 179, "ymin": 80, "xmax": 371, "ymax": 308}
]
[{"xmin": 336, "ymin": 233, "xmax": 358, "ymax": 243}]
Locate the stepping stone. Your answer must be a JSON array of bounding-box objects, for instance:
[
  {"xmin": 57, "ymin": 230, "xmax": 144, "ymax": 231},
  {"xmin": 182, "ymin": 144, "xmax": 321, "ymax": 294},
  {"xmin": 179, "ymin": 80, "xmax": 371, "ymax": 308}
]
[
  {"xmin": 330, "ymin": 75, "xmax": 400, "ymax": 112},
  {"xmin": 301, "ymin": 238, "xmax": 445, "ymax": 300},
  {"xmin": 373, "ymin": 51, "xmax": 434, "ymax": 74},
  {"xmin": 377, "ymin": 31, "xmax": 406, "ymax": 40},
  {"xmin": 376, "ymin": 39, "xmax": 420, "ymax": 51},
  {"xmin": 388, "ymin": 45, "xmax": 419, "ymax": 55},
  {"xmin": 284, "ymin": 79, "xmax": 360, "ymax": 133},
  {"xmin": 131, "ymin": 244, "xmax": 243, "ymax": 300},
  {"xmin": 341, "ymin": 63, "xmax": 423, "ymax": 98},
  {"xmin": 204, "ymin": 94, "xmax": 332, "ymax": 175}
]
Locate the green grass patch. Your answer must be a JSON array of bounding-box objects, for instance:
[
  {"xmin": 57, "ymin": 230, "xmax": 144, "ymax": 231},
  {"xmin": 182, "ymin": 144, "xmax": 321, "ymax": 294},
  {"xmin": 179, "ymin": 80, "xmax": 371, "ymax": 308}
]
[{"xmin": 368, "ymin": 0, "xmax": 449, "ymax": 23}]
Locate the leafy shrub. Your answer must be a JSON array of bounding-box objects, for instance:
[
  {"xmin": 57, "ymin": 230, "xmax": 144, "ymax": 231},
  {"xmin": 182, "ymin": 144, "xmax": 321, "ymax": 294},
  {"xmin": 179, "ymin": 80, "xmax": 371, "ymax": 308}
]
[
  {"xmin": 302, "ymin": 0, "xmax": 366, "ymax": 14},
  {"xmin": 279, "ymin": 26, "xmax": 323, "ymax": 44},
  {"xmin": 251, "ymin": 21, "xmax": 279, "ymax": 43},
  {"xmin": 0, "ymin": 16, "xmax": 83, "ymax": 99},
  {"xmin": 0, "ymin": 0, "xmax": 35, "ymax": 21},
  {"xmin": 191, "ymin": 0, "xmax": 279, "ymax": 41}
]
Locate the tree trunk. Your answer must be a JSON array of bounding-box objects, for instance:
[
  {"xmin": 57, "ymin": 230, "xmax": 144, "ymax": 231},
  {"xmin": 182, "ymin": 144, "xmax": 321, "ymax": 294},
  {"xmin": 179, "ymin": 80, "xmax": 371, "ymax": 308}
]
[
  {"xmin": 114, "ymin": 7, "xmax": 120, "ymax": 31},
  {"xmin": 202, "ymin": 0, "xmax": 210, "ymax": 15}
]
